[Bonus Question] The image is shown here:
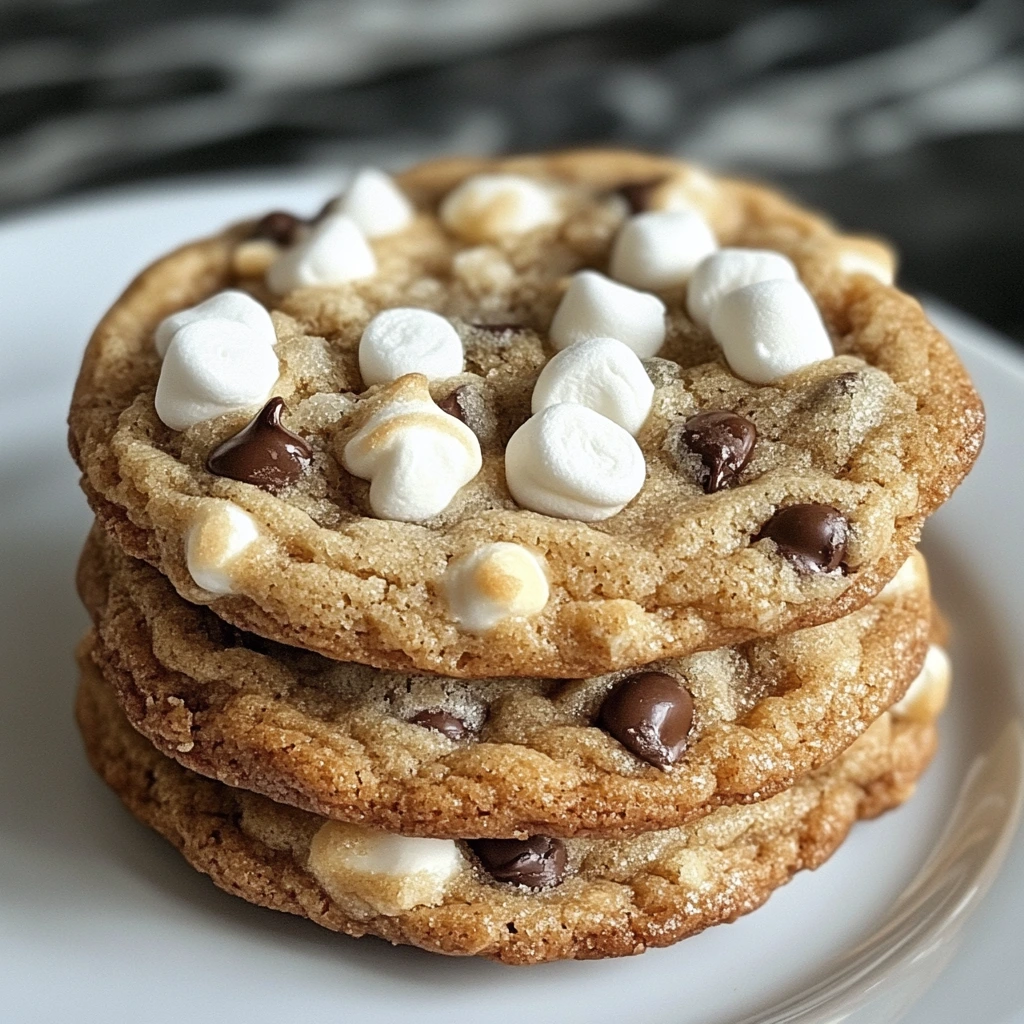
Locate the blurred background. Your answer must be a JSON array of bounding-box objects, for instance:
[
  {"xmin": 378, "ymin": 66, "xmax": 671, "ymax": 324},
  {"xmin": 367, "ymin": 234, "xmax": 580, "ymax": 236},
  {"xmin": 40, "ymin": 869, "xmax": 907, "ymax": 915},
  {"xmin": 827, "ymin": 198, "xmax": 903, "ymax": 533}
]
[{"xmin": 2, "ymin": 0, "xmax": 1022, "ymax": 340}]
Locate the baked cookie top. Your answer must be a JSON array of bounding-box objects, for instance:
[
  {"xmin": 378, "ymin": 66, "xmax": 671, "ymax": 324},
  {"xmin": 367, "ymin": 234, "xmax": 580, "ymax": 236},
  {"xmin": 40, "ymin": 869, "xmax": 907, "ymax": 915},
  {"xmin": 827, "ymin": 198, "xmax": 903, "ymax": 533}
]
[
  {"xmin": 69, "ymin": 150, "xmax": 982, "ymax": 677},
  {"xmin": 77, "ymin": 659, "xmax": 938, "ymax": 965},
  {"xmin": 79, "ymin": 529, "xmax": 933, "ymax": 838}
]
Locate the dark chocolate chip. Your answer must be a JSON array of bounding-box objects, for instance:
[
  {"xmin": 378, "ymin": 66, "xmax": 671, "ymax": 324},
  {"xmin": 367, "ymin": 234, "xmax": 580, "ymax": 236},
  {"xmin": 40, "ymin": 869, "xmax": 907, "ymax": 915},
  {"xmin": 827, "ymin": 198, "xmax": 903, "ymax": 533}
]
[
  {"xmin": 251, "ymin": 211, "xmax": 303, "ymax": 246},
  {"xmin": 615, "ymin": 178, "xmax": 665, "ymax": 214},
  {"xmin": 409, "ymin": 709, "xmax": 468, "ymax": 740},
  {"xmin": 469, "ymin": 836, "xmax": 568, "ymax": 888},
  {"xmin": 756, "ymin": 503, "xmax": 848, "ymax": 574},
  {"xmin": 207, "ymin": 398, "xmax": 312, "ymax": 491},
  {"xmin": 829, "ymin": 371, "xmax": 861, "ymax": 396},
  {"xmin": 681, "ymin": 410, "xmax": 757, "ymax": 493},
  {"xmin": 436, "ymin": 387, "xmax": 469, "ymax": 423},
  {"xmin": 599, "ymin": 672, "xmax": 694, "ymax": 769}
]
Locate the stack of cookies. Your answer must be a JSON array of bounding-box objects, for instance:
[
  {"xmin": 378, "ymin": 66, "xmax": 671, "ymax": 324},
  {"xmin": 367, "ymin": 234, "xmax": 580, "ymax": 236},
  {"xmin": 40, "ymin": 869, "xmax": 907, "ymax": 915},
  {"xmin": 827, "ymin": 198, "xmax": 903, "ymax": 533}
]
[{"xmin": 68, "ymin": 151, "xmax": 983, "ymax": 964}]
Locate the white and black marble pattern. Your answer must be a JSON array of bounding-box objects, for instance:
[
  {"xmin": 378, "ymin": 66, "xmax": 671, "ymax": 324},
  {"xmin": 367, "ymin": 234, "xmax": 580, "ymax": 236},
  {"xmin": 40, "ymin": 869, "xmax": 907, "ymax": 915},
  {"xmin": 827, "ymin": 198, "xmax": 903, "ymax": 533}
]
[{"xmin": 2, "ymin": 0, "xmax": 1022, "ymax": 339}]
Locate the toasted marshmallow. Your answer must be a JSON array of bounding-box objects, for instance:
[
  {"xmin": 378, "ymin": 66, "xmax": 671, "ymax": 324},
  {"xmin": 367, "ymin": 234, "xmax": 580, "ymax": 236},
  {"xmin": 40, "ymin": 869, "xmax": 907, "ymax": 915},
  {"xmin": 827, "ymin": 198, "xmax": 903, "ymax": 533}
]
[
  {"xmin": 444, "ymin": 542, "xmax": 549, "ymax": 633},
  {"xmin": 334, "ymin": 168, "xmax": 414, "ymax": 238},
  {"xmin": 439, "ymin": 173, "xmax": 560, "ymax": 243},
  {"xmin": 343, "ymin": 375, "xmax": 481, "ymax": 522},
  {"xmin": 892, "ymin": 645, "xmax": 951, "ymax": 724},
  {"xmin": 155, "ymin": 319, "xmax": 280, "ymax": 431},
  {"xmin": 686, "ymin": 248, "xmax": 798, "ymax": 328},
  {"xmin": 505, "ymin": 403, "xmax": 646, "ymax": 521},
  {"xmin": 549, "ymin": 270, "xmax": 666, "ymax": 358},
  {"xmin": 154, "ymin": 289, "xmax": 276, "ymax": 358},
  {"xmin": 358, "ymin": 308, "xmax": 464, "ymax": 387},
  {"xmin": 709, "ymin": 278, "xmax": 833, "ymax": 384},
  {"xmin": 609, "ymin": 210, "xmax": 717, "ymax": 291},
  {"xmin": 308, "ymin": 820, "xmax": 463, "ymax": 916},
  {"xmin": 837, "ymin": 248, "xmax": 895, "ymax": 285},
  {"xmin": 532, "ymin": 336, "xmax": 654, "ymax": 436},
  {"xmin": 266, "ymin": 213, "xmax": 376, "ymax": 294},
  {"xmin": 186, "ymin": 500, "xmax": 259, "ymax": 595}
]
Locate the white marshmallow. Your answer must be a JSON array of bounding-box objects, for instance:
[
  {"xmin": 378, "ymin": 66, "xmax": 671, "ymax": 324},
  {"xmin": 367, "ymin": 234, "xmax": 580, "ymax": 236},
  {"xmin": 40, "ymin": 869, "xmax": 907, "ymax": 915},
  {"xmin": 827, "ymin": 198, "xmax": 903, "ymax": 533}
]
[
  {"xmin": 439, "ymin": 173, "xmax": 560, "ymax": 242},
  {"xmin": 155, "ymin": 319, "xmax": 280, "ymax": 431},
  {"xmin": 265, "ymin": 213, "xmax": 376, "ymax": 294},
  {"xmin": 154, "ymin": 289, "xmax": 276, "ymax": 358},
  {"xmin": 878, "ymin": 551, "xmax": 927, "ymax": 602},
  {"xmin": 358, "ymin": 308, "xmax": 464, "ymax": 387},
  {"xmin": 609, "ymin": 210, "xmax": 717, "ymax": 290},
  {"xmin": 443, "ymin": 542, "xmax": 549, "ymax": 633},
  {"xmin": 837, "ymin": 249, "xmax": 895, "ymax": 285},
  {"xmin": 891, "ymin": 645, "xmax": 951, "ymax": 724},
  {"xmin": 308, "ymin": 820, "xmax": 463, "ymax": 916},
  {"xmin": 709, "ymin": 278, "xmax": 833, "ymax": 385},
  {"xmin": 505, "ymin": 403, "xmax": 646, "ymax": 521},
  {"xmin": 343, "ymin": 375, "xmax": 481, "ymax": 522},
  {"xmin": 686, "ymin": 248, "xmax": 798, "ymax": 327},
  {"xmin": 549, "ymin": 270, "xmax": 666, "ymax": 358},
  {"xmin": 335, "ymin": 167, "xmax": 414, "ymax": 238},
  {"xmin": 185, "ymin": 500, "xmax": 259, "ymax": 595},
  {"xmin": 531, "ymin": 336, "xmax": 653, "ymax": 436}
]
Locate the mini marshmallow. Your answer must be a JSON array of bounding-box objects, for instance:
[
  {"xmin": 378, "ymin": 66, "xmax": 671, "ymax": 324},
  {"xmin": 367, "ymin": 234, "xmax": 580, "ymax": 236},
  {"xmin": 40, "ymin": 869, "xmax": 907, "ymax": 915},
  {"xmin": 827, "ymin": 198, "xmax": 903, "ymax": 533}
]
[
  {"xmin": 308, "ymin": 820, "xmax": 463, "ymax": 916},
  {"xmin": 837, "ymin": 249, "xmax": 895, "ymax": 285},
  {"xmin": 334, "ymin": 167, "xmax": 414, "ymax": 238},
  {"xmin": 439, "ymin": 173, "xmax": 560, "ymax": 243},
  {"xmin": 358, "ymin": 308, "xmax": 464, "ymax": 387},
  {"xmin": 709, "ymin": 278, "xmax": 833, "ymax": 385},
  {"xmin": 343, "ymin": 375, "xmax": 481, "ymax": 522},
  {"xmin": 878, "ymin": 551, "xmax": 927, "ymax": 601},
  {"xmin": 266, "ymin": 213, "xmax": 376, "ymax": 294},
  {"xmin": 505, "ymin": 403, "xmax": 646, "ymax": 521},
  {"xmin": 155, "ymin": 319, "xmax": 280, "ymax": 431},
  {"xmin": 154, "ymin": 289, "xmax": 276, "ymax": 358},
  {"xmin": 444, "ymin": 542, "xmax": 549, "ymax": 633},
  {"xmin": 891, "ymin": 645, "xmax": 951, "ymax": 724},
  {"xmin": 609, "ymin": 210, "xmax": 717, "ymax": 291},
  {"xmin": 686, "ymin": 248, "xmax": 798, "ymax": 327},
  {"xmin": 531, "ymin": 336, "xmax": 654, "ymax": 436},
  {"xmin": 185, "ymin": 500, "xmax": 259, "ymax": 595},
  {"xmin": 549, "ymin": 270, "xmax": 666, "ymax": 358}
]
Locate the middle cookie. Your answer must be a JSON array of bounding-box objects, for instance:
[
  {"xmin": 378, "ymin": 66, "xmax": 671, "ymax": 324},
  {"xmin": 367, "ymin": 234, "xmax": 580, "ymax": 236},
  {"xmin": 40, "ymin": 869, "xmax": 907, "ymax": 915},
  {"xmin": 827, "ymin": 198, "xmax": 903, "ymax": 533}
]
[{"xmin": 79, "ymin": 528, "xmax": 932, "ymax": 839}]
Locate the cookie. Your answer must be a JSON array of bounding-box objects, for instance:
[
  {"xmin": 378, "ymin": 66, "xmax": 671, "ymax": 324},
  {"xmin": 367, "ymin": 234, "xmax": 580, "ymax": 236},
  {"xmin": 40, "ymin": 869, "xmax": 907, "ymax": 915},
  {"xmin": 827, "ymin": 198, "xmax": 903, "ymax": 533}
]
[
  {"xmin": 78, "ymin": 527, "xmax": 933, "ymax": 838},
  {"xmin": 68, "ymin": 150, "xmax": 983, "ymax": 678},
  {"xmin": 76, "ymin": 658, "xmax": 940, "ymax": 964}
]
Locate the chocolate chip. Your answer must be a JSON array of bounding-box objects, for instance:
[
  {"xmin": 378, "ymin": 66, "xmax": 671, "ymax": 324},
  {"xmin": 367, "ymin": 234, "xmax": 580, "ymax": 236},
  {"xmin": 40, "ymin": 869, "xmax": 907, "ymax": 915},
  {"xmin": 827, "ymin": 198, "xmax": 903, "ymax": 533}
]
[
  {"xmin": 469, "ymin": 836, "xmax": 568, "ymax": 888},
  {"xmin": 615, "ymin": 178, "xmax": 665, "ymax": 214},
  {"xmin": 207, "ymin": 398, "xmax": 313, "ymax": 491},
  {"xmin": 599, "ymin": 672, "xmax": 694, "ymax": 769},
  {"xmin": 251, "ymin": 211, "xmax": 303, "ymax": 246},
  {"xmin": 409, "ymin": 708, "xmax": 468, "ymax": 740},
  {"xmin": 311, "ymin": 196, "xmax": 338, "ymax": 223},
  {"xmin": 756, "ymin": 503, "xmax": 848, "ymax": 574},
  {"xmin": 437, "ymin": 387, "xmax": 468, "ymax": 423},
  {"xmin": 681, "ymin": 410, "xmax": 757, "ymax": 493},
  {"xmin": 829, "ymin": 371, "xmax": 861, "ymax": 396}
]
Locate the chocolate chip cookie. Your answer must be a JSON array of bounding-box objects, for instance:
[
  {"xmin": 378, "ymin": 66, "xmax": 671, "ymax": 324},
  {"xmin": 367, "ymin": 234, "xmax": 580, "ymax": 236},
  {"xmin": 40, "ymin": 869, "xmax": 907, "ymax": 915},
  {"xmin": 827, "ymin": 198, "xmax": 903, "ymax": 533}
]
[
  {"xmin": 68, "ymin": 150, "xmax": 983, "ymax": 678},
  {"xmin": 78, "ymin": 526, "xmax": 933, "ymax": 838},
  {"xmin": 76, "ymin": 657, "xmax": 939, "ymax": 964}
]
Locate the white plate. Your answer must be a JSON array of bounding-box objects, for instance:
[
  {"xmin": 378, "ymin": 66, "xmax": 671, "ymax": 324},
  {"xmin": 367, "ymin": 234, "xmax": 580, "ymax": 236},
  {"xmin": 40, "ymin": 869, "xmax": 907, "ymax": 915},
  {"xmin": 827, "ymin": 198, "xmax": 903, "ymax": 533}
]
[{"xmin": 1, "ymin": 176, "xmax": 1022, "ymax": 1024}]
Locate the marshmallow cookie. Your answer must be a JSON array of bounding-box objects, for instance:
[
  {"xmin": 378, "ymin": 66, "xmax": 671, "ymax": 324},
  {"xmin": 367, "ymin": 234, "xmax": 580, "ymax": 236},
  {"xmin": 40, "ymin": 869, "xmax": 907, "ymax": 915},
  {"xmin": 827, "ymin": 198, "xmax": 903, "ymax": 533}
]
[
  {"xmin": 78, "ymin": 528, "xmax": 934, "ymax": 838},
  {"xmin": 77, "ymin": 657, "xmax": 940, "ymax": 964},
  {"xmin": 69, "ymin": 150, "xmax": 984, "ymax": 677}
]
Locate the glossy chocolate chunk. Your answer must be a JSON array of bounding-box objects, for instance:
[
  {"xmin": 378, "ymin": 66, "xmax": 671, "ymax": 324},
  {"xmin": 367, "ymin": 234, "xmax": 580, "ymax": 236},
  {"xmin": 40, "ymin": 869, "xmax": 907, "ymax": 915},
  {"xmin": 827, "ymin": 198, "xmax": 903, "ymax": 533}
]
[
  {"xmin": 599, "ymin": 671, "xmax": 694, "ymax": 769},
  {"xmin": 207, "ymin": 398, "xmax": 312, "ymax": 491},
  {"xmin": 757, "ymin": 503, "xmax": 848, "ymax": 574},
  {"xmin": 470, "ymin": 836, "xmax": 568, "ymax": 888},
  {"xmin": 616, "ymin": 178, "xmax": 665, "ymax": 214},
  {"xmin": 681, "ymin": 410, "xmax": 757, "ymax": 493},
  {"xmin": 408, "ymin": 708, "xmax": 468, "ymax": 740},
  {"xmin": 252, "ymin": 211, "xmax": 303, "ymax": 246}
]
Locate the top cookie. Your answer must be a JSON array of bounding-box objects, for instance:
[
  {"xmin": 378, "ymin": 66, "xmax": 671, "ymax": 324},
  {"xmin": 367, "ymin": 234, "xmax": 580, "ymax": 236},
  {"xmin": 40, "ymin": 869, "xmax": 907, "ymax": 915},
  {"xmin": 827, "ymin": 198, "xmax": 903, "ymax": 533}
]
[{"xmin": 69, "ymin": 150, "xmax": 983, "ymax": 678}]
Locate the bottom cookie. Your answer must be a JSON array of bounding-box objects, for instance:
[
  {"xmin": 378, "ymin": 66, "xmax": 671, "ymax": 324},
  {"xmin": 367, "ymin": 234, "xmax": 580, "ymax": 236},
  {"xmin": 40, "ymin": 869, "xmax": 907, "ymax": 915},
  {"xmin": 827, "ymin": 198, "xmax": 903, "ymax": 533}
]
[{"xmin": 77, "ymin": 657, "xmax": 941, "ymax": 965}]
